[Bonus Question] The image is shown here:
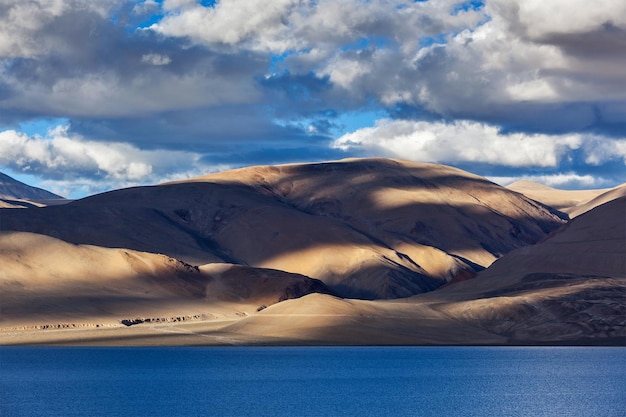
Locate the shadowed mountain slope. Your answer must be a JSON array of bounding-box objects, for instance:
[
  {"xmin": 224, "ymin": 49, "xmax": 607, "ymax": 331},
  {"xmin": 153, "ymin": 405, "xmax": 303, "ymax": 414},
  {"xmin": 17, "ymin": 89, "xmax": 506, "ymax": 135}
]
[
  {"xmin": 0, "ymin": 232, "xmax": 330, "ymax": 329},
  {"xmin": 0, "ymin": 172, "xmax": 63, "ymax": 201},
  {"xmin": 0, "ymin": 158, "xmax": 565, "ymax": 299},
  {"xmin": 0, "ymin": 199, "xmax": 44, "ymax": 209},
  {"xmin": 420, "ymin": 196, "xmax": 626, "ymax": 344},
  {"xmin": 218, "ymin": 197, "xmax": 626, "ymax": 345},
  {"xmin": 177, "ymin": 158, "xmax": 565, "ymax": 267}
]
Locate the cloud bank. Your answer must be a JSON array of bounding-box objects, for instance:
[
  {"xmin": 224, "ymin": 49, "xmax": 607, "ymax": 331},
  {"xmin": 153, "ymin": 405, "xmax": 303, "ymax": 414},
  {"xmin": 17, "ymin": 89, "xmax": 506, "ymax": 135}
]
[
  {"xmin": 334, "ymin": 120, "xmax": 584, "ymax": 168},
  {"xmin": 334, "ymin": 119, "xmax": 626, "ymax": 188},
  {"xmin": 0, "ymin": 0, "xmax": 624, "ymax": 195},
  {"xmin": 0, "ymin": 126, "xmax": 216, "ymax": 196}
]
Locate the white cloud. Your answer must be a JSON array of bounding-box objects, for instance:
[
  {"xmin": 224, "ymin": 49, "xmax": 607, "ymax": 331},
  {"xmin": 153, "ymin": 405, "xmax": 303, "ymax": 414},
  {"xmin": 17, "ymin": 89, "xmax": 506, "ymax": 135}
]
[
  {"xmin": 0, "ymin": 1, "xmax": 265, "ymax": 120},
  {"xmin": 582, "ymin": 137, "xmax": 626, "ymax": 165},
  {"xmin": 409, "ymin": 1, "xmax": 626, "ymax": 118},
  {"xmin": 1, "ymin": 0, "xmax": 625, "ymax": 195},
  {"xmin": 150, "ymin": 0, "xmax": 626, "ymax": 135},
  {"xmin": 152, "ymin": 0, "xmax": 486, "ymax": 54},
  {"xmin": 151, "ymin": 0, "xmax": 626, "ymax": 109},
  {"xmin": 490, "ymin": 173, "xmax": 609, "ymax": 190},
  {"xmin": 133, "ymin": 0, "xmax": 160, "ymax": 16},
  {"xmin": 333, "ymin": 119, "xmax": 586, "ymax": 168},
  {"xmin": 0, "ymin": 0, "xmax": 124, "ymax": 58},
  {"xmin": 141, "ymin": 53, "xmax": 172, "ymax": 66},
  {"xmin": 6, "ymin": 0, "xmax": 624, "ymax": 133},
  {"xmin": 0, "ymin": 125, "xmax": 213, "ymax": 196},
  {"xmin": 323, "ymin": 56, "xmax": 371, "ymax": 90},
  {"xmin": 154, "ymin": 0, "xmax": 296, "ymax": 51},
  {"xmin": 489, "ymin": 0, "xmax": 626, "ymax": 39},
  {"xmin": 0, "ymin": 0, "xmax": 65, "ymax": 57}
]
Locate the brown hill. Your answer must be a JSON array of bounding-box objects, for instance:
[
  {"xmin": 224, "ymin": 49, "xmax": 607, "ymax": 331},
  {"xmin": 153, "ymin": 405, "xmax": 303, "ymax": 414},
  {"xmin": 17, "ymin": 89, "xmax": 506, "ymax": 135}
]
[
  {"xmin": 566, "ymin": 184, "xmax": 626, "ymax": 218},
  {"xmin": 1, "ymin": 173, "xmax": 622, "ymax": 346},
  {"xmin": 185, "ymin": 159, "xmax": 564, "ymax": 266},
  {"xmin": 210, "ymin": 197, "xmax": 626, "ymax": 345},
  {"xmin": 0, "ymin": 158, "xmax": 564, "ymax": 299},
  {"xmin": 0, "ymin": 232, "xmax": 330, "ymax": 330},
  {"xmin": 421, "ymin": 196, "xmax": 626, "ymax": 344},
  {"xmin": 0, "ymin": 199, "xmax": 44, "ymax": 209},
  {"xmin": 507, "ymin": 180, "xmax": 626, "ymax": 217}
]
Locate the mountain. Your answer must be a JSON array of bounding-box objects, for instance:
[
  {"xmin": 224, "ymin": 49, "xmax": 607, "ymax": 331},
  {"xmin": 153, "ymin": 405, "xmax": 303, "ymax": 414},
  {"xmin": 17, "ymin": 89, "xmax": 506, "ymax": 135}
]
[
  {"xmin": 565, "ymin": 184, "xmax": 626, "ymax": 218},
  {"xmin": 507, "ymin": 180, "xmax": 625, "ymax": 217},
  {"xmin": 181, "ymin": 158, "xmax": 565, "ymax": 266},
  {"xmin": 0, "ymin": 172, "xmax": 64, "ymax": 201},
  {"xmin": 214, "ymin": 197, "xmax": 626, "ymax": 345},
  {"xmin": 0, "ymin": 231, "xmax": 331, "ymax": 331},
  {"xmin": 0, "ymin": 158, "xmax": 565, "ymax": 300},
  {"xmin": 0, "ymin": 200, "xmax": 44, "ymax": 209},
  {"xmin": 1, "ymin": 159, "xmax": 622, "ymax": 346},
  {"xmin": 418, "ymin": 196, "xmax": 626, "ymax": 344}
]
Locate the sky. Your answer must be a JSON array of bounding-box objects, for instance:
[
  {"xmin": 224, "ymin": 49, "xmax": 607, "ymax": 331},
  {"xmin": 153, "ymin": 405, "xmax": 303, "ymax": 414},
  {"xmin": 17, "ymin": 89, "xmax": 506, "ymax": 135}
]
[{"xmin": 0, "ymin": 0, "xmax": 625, "ymax": 198}]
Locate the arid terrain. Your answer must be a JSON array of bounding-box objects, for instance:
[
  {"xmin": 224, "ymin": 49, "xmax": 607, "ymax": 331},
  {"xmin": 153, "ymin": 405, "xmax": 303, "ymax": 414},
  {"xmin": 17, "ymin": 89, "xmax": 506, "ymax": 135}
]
[{"xmin": 0, "ymin": 159, "xmax": 624, "ymax": 345}]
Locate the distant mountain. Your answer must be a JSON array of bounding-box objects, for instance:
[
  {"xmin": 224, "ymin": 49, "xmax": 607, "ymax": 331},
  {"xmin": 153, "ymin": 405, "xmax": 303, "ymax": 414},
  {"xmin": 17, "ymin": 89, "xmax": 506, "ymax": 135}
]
[
  {"xmin": 0, "ymin": 200, "xmax": 44, "ymax": 209},
  {"xmin": 0, "ymin": 158, "xmax": 564, "ymax": 300},
  {"xmin": 506, "ymin": 180, "xmax": 624, "ymax": 217},
  {"xmin": 565, "ymin": 184, "xmax": 626, "ymax": 218},
  {"xmin": 0, "ymin": 172, "xmax": 63, "ymax": 201}
]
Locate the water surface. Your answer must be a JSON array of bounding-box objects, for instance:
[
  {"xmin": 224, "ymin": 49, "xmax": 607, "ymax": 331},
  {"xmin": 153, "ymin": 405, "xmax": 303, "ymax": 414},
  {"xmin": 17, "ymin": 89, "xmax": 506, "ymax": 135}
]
[{"xmin": 1, "ymin": 346, "xmax": 624, "ymax": 417}]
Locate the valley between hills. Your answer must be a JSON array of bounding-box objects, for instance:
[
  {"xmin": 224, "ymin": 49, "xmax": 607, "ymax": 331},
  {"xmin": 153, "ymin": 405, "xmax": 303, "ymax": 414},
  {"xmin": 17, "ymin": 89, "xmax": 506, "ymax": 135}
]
[{"xmin": 0, "ymin": 158, "xmax": 624, "ymax": 346}]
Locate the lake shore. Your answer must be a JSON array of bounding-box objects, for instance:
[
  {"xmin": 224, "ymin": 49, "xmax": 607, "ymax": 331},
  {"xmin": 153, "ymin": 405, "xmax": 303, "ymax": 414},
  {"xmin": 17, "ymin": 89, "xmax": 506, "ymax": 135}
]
[{"xmin": 3, "ymin": 317, "xmax": 624, "ymax": 346}]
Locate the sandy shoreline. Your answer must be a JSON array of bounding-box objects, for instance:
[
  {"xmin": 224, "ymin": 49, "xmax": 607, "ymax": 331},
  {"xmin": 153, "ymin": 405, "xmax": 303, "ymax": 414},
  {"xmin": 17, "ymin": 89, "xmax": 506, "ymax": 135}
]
[
  {"xmin": 3, "ymin": 321, "xmax": 624, "ymax": 346},
  {"xmin": 0, "ymin": 319, "xmax": 244, "ymax": 346}
]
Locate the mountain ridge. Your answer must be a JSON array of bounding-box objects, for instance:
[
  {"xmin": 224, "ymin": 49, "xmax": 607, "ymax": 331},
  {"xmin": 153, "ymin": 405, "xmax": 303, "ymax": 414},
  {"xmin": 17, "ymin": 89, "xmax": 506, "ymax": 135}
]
[
  {"xmin": 0, "ymin": 158, "xmax": 565, "ymax": 300},
  {"xmin": 0, "ymin": 172, "xmax": 64, "ymax": 201},
  {"xmin": 1, "ymin": 158, "xmax": 623, "ymax": 345},
  {"xmin": 506, "ymin": 179, "xmax": 625, "ymax": 217}
]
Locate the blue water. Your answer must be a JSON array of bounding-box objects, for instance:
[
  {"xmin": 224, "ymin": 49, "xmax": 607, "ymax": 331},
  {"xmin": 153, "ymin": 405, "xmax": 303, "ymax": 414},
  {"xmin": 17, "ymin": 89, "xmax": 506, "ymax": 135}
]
[{"xmin": 1, "ymin": 347, "xmax": 624, "ymax": 417}]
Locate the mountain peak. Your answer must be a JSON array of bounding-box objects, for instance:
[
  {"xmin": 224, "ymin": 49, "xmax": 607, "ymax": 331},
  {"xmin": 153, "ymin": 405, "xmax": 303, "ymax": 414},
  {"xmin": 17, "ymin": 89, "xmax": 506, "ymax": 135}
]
[{"xmin": 0, "ymin": 172, "xmax": 64, "ymax": 201}]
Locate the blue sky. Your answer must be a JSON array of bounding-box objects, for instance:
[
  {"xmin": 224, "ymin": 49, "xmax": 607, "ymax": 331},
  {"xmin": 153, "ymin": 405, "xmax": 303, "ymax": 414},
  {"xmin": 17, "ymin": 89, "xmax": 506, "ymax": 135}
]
[{"xmin": 0, "ymin": 0, "xmax": 624, "ymax": 198}]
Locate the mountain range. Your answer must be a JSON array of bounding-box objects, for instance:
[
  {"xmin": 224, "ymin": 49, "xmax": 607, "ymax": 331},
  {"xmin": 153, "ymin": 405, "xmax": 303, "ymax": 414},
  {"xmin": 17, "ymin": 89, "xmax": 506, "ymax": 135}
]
[{"xmin": 0, "ymin": 158, "xmax": 624, "ymax": 345}]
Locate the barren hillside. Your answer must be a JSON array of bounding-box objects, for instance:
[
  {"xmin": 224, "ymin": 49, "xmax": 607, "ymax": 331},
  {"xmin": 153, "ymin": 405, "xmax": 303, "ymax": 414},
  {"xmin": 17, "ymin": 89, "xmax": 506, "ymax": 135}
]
[{"xmin": 0, "ymin": 159, "xmax": 565, "ymax": 299}]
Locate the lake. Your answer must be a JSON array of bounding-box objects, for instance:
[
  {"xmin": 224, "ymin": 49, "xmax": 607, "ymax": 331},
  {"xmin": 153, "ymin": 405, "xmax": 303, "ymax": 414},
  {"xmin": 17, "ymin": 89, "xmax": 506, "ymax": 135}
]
[{"xmin": 1, "ymin": 346, "xmax": 624, "ymax": 417}]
